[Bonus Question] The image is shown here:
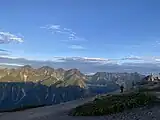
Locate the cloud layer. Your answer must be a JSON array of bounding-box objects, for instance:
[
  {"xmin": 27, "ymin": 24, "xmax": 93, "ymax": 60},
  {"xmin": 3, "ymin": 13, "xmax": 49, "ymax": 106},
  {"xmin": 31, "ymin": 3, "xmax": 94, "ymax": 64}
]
[
  {"xmin": 0, "ymin": 56, "xmax": 160, "ymax": 75},
  {"xmin": 0, "ymin": 32, "xmax": 24, "ymax": 44},
  {"xmin": 41, "ymin": 24, "xmax": 86, "ymax": 42},
  {"xmin": 0, "ymin": 31, "xmax": 24, "ymax": 56},
  {"xmin": 68, "ymin": 45, "xmax": 85, "ymax": 50}
]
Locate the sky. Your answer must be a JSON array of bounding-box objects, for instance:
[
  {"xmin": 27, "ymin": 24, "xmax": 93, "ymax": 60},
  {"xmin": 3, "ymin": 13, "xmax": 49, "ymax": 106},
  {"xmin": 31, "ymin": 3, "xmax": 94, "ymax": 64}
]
[{"xmin": 0, "ymin": 0, "xmax": 160, "ymax": 73}]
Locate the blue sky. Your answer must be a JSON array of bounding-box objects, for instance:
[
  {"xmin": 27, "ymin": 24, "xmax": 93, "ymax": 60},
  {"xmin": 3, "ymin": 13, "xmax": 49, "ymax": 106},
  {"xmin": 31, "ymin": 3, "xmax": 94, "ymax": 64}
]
[{"xmin": 0, "ymin": 0, "xmax": 160, "ymax": 73}]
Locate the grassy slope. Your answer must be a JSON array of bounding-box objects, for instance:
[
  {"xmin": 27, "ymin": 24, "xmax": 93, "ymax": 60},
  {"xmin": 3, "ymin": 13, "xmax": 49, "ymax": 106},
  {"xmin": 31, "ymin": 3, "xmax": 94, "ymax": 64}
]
[{"xmin": 69, "ymin": 91, "xmax": 157, "ymax": 116}]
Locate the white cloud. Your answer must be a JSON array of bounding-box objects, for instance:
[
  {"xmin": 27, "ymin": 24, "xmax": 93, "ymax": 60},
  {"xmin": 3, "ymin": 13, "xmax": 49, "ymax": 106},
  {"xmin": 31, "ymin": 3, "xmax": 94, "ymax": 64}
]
[
  {"xmin": 82, "ymin": 57, "xmax": 107, "ymax": 61},
  {"xmin": 155, "ymin": 59, "xmax": 160, "ymax": 62},
  {"xmin": 0, "ymin": 52, "xmax": 10, "ymax": 56},
  {"xmin": 52, "ymin": 56, "xmax": 117, "ymax": 65},
  {"xmin": 156, "ymin": 40, "xmax": 160, "ymax": 44},
  {"xmin": 117, "ymin": 55, "xmax": 160, "ymax": 64},
  {"xmin": 54, "ymin": 56, "xmax": 107, "ymax": 62},
  {"xmin": 152, "ymin": 40, "xmax": 160, "ymax": 47},
  {"xmin": 122, "ymin": 55, "xmax": 142, "ymax": 60},
  {"xmin": 41, "ymin": 24, "xmax": 87, "ymax": 42},
  {"xmin": 40, "ymin": 24, "xmax": 60, "ymax": 30},
  {"xmin": 0, "ymin": 31, "xmax": 24, "ymax": 44},
  {"xmin": 53, "ymin": 56, "xmax": 158, "ymax": 65},
  {"xmin": 57, "ymin": 55, "xmax": 160, "ymax": 65},
  {"xmin": 49, "ymin": 25, "xmax": 60, "ymax": 30},
  {"xmin": 0, "ymin": 63, "xmax": 24, "ymax": 66},
  {"xmin": 63, "ymin": 28, "xmax": 72, "ymax": 32},
  {"xmin": 68, "ymin": 45, "xmax": 85, "ymax": 50}
]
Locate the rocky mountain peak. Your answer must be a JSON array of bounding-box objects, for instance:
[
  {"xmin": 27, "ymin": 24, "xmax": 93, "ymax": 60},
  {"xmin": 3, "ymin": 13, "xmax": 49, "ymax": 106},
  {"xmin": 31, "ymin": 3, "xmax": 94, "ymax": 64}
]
[
  {"xmin": 65, "ymin": 68, "xmax": 83, "ymax": 77},
  {"xmin": 56, "ymin": 68, "xmax": 65, "ymax": 72},
  {"xmin": 38, "ymin": 66, "xmax": 54, "ymax": 73},
  {"xmin": 21, "ymin": 65, "xmax": 32, "ymax": 69},
  {"xmin": 39, "ymin": 66, "xmax": 54, "ymax": 70},
  {"xmin": 20, "ymin": 65, "xmax": 33, "ymax": 72}
]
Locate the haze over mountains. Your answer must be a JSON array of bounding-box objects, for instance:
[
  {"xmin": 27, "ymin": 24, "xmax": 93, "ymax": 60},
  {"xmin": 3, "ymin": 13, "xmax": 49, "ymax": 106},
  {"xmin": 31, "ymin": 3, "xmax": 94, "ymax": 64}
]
[{"xmin": 1, "ymin": 56, "xmax": 160, "ymax": 75}]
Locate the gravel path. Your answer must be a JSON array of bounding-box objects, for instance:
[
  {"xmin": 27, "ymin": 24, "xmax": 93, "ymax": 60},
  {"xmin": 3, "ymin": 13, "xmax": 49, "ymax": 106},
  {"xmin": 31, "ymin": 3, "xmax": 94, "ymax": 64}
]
[{"xmin": 0, "ymin": 97, "xmax": 95, "ymax": 120}]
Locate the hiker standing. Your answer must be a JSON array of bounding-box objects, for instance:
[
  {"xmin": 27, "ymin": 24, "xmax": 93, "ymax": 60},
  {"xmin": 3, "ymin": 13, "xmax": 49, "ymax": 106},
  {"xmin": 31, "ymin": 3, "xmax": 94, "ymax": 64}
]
[{"xmin": 120, "ymin": 85, "xmax": 124, "ymax": 93}]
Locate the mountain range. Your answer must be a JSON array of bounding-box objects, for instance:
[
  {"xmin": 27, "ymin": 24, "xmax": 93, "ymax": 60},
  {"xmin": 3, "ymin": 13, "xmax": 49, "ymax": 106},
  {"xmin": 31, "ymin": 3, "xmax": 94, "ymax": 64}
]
[
  {"xmin": 0, "ymin": 65, "xmax": 145, "ymax": 111},
  {"xmin": 0, "ymin": 65, "xmax": 87, "ymax": 88}
]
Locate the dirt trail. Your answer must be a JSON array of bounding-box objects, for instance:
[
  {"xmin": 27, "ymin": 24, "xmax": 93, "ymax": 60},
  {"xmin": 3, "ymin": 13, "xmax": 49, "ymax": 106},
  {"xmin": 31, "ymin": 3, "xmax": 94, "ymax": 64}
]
[
  {"xmin": 0, "ymin": 91, "xmax": 122, "ymax": 120},
  {"xmin": 0, "ymin": 97, "xmax": 96, "ymax": 120}
]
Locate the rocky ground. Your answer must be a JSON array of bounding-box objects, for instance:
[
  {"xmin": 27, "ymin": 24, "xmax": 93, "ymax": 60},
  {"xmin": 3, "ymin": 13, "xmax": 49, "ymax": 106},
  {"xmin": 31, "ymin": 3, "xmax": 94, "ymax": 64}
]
[
  {"xmin": 0, "ymin": 90, "xmax": 160, "ymax": 120},
  {"xmin": 0, "ymin": 99, "xmax": 160, "ymax": 120},
  {"xmin": 96, "ymin": 106, "xmax": 160, "ymax": 120}
]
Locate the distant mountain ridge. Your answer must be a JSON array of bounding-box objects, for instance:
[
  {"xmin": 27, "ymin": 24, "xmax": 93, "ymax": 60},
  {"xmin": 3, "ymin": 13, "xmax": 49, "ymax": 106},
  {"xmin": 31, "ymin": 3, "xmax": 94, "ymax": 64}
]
[
  {"xmin": 0, "ymin": 65, "xmax": 145, "ymax": 111},
  {"xmin": 87, "ymin": 72, "xmax": 144, "ymax": 86},
  {"xmin": 0, "ymin": 65, "xmax": 87, "ymax": 88},
  {"xmin": 0, "ymin": 65, "xmax": 145, "ymax": 88}
]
